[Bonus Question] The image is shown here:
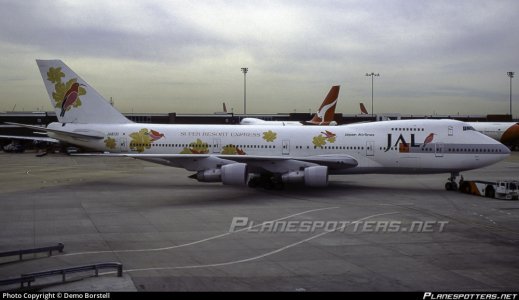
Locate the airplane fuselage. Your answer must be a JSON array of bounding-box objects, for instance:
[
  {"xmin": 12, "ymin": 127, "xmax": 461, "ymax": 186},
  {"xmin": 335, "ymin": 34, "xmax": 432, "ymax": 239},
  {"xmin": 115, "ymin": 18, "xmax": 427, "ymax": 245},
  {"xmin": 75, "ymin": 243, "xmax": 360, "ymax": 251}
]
[
  {"xmin": 48, "ymin": 119, "xmax": 509, "ymax": 175},
  {"xmin": 468, "ymin": 122, "xmax": 519, "ymax": 148}
]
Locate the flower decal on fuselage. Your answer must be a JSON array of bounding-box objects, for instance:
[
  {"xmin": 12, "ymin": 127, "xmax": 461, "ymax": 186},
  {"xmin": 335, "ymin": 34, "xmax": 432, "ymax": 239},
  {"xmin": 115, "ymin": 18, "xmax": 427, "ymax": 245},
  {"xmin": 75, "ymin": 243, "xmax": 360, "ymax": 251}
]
[{"xmin": 312, "ymin": 130, "xmax": 336, "ymax": 147}]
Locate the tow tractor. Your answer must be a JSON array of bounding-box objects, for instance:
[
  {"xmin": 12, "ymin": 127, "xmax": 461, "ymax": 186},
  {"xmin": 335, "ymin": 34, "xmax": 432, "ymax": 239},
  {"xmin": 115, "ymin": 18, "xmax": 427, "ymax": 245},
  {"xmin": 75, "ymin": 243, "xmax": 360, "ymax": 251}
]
[{"xmin": 457, "ymin": 179, "xmax": 519, "ymax": 200}]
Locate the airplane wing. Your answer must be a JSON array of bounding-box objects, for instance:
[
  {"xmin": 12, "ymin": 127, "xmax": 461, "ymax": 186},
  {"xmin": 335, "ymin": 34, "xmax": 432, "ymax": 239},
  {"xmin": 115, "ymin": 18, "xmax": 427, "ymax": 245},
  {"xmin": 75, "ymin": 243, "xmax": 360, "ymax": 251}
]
[
  {"xmin": 73, "ymin": 153, "xmax": 358, "ymax": 173},
  {"xmin": 5, "ymin": 122, "xmax": 105, "ymax": 140},
  {"xmin": 0, "ymin": 135, "xmax": 59, "ymax": 143}
]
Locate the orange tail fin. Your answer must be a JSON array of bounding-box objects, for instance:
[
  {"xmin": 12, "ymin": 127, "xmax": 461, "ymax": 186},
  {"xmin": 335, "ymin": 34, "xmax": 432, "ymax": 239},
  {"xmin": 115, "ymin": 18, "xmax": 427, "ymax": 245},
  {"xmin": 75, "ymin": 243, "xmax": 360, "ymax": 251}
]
[
  {"xmin": 306, "ymin": 85, "xmax": 340, "ymax": 125},
  {"xmin": 360, "ymin": 103, "xmax": 369, "ymax": 114}
]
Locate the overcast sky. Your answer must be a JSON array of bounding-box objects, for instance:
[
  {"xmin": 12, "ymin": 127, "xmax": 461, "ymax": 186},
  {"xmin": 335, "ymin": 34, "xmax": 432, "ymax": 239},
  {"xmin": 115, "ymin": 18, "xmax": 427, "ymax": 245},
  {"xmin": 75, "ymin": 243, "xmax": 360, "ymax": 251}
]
[{"xmin": 0, "ymin": 0, "xmax": 518, "ymax": 116}]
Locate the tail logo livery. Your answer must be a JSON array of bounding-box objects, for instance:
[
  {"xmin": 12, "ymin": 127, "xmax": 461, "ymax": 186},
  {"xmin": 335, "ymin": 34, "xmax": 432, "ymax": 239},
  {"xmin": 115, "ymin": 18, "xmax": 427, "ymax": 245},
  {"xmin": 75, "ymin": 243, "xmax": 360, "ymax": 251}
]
[
  {"xmin": 360, "ymin": 103, "xmax": 369, "ymax": 114},
  {"xmin": 316, "ymin": 99, "xmax": 338, "ymax": 121},
  {"xmin": 46, "ymin": 67, "xmax": 86, "ymax": 117},
  {"xmin": 307, "ymin": 85, "xmax": 340, "ymax": 125},
  {"xmin": 37, "ymin": 60, "xmax": 132, "ymax": 124}
]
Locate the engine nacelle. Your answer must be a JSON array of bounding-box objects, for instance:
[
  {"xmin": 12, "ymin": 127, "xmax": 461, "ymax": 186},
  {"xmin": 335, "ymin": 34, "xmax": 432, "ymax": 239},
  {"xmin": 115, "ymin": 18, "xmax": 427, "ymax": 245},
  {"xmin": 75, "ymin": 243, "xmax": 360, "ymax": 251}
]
[
  {"xmin": 194, "ymin": 169, "xmax": 222, "ymax": 182},
  {"xmin": 304, "ymin": 166, "xmax": 329, "ymax": 187},
  {"xmin": 281, "ymin": 170, "xmax": 305, "ymax": 184},
  {"xmin": 221, "ymin": 163, "xmax": 248, "ymax": 186}
]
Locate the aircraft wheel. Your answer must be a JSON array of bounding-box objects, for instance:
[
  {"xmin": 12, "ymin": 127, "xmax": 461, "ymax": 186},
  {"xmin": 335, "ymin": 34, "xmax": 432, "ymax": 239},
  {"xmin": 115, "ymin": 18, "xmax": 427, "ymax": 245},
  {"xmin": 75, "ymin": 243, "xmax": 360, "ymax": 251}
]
[
  {"xmin": 445, "ymin": 182, "xmax": 453, "ymax": 191},
  {"xmin": 451, "ymin": 182, "xmax": 458, "ymax": 191},
  {"xmin": 263, "ymin": 181, "xmax": 274, "ymax": 190},
  {"xmin": 274, "ymin": 181, "xmax": 284, "ymax": 190},
  {"xmin": 484, "ymin": 186, "xmax": 495, "ymax": 198},
  {"xmin": 248, "ymin": 177, "xmax": 260, "ymax": 188}
]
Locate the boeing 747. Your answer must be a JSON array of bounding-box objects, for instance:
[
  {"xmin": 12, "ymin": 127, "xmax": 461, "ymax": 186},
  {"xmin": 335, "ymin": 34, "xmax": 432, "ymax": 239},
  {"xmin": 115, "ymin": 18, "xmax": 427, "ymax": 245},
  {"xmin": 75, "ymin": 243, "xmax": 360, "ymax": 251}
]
[{"xmin": 6, "ymin": 60, "xmax": 510, "ymax": 191}]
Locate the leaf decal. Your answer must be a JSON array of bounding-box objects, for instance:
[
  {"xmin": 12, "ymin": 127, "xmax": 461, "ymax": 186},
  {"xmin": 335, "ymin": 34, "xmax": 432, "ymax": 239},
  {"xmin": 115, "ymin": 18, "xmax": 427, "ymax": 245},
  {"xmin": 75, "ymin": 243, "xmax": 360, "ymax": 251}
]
[
  {"xmin": 312, "ymin": 135, "xmax": 326, "ymax": 147},
  {"xmin": 221, "ymin": 145, "xmax": 246, "ymax": 155},
  {"xmin": 47, "ymin": 67, "xmax": 65, "ymax": 84},
  {"xmin": 104, "ymin": 137, "xmax": 116, "ymax": 150},
  {"xmin": 47, "ymin": 68, "xmax": 86, "ymax": 111},
  {"xmin": 312, "ymin": 130, "xmax": 337, "ymax": 147},
  {"xmin": 263, "ymin": 130, "xmax": 277, "ymax": 142},
  {"xmin": 130, "ymin": 128, "xmax": 152, "ymax": 153},
  {"xmin": 180, "ymin": 139, "xmax": 209, "ymax": 154}
]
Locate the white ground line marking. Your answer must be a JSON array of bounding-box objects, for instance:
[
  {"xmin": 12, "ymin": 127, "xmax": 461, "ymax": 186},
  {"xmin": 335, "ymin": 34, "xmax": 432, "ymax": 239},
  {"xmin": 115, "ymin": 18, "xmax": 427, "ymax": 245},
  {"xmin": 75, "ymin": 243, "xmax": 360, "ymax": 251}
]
[
  {"xmin": 100, "ymin": 211, "xmax": 398, "ymax": 275},
  {"xmin": 63, "ymin": 206, "xmax": 339, "ymax": 257}
]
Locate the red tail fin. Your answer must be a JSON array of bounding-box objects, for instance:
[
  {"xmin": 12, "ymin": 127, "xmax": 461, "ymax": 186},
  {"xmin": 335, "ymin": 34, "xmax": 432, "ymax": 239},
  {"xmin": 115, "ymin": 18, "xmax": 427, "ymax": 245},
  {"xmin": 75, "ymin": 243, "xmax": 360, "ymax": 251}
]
[
  {"xmin": 306, "ymin": 85, "xmax": 340, "ymax": 125},
  {"xmin": 360, "ymin": 103, "xmax": 369, "ymax": 114}
]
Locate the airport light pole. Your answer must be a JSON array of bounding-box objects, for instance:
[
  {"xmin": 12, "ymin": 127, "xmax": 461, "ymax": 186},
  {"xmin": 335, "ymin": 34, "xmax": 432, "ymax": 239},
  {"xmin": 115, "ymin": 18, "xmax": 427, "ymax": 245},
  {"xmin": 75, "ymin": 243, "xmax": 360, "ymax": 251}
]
[
  {"xmin": 365, "ymin": 72, "xmax": 380, "ymax": 118},
  {"xmin": 508, "ymin": 71, "xmax": 514, "ymax": 118},
  {"xmin": 241, "ymin": 67, "xmax": 248, "ymax": 115}
]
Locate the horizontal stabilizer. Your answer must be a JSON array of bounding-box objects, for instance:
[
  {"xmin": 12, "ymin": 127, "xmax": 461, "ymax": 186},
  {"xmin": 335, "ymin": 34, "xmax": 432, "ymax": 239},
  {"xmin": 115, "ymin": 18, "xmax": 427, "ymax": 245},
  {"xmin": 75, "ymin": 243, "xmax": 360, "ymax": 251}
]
[
  {"xmin": 0, "ymin": 135, "xmax": 59, "ymax": 143},
  {"xmin": 5, "ymin": 122, "xmax": 104, "ymax": 140}
]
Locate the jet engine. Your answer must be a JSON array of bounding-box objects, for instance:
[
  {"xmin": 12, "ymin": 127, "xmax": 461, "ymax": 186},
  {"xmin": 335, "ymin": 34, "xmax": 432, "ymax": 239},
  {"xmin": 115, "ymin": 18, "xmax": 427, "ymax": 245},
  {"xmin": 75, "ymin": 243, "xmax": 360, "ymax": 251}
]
[
  {"xmin": 190, "ymin": 163, "xmax": 248, "ymax": 186},
  {"xmin": 221, "ymin": 163, "xmax": 248, "ymax": 185},
  {"xmin": 281, "ymin": 166, "xmax": 329, "ymax": 187},
  {"xmin": 193, "ymin": 169, "xmax": 221, "ymax": 182}
]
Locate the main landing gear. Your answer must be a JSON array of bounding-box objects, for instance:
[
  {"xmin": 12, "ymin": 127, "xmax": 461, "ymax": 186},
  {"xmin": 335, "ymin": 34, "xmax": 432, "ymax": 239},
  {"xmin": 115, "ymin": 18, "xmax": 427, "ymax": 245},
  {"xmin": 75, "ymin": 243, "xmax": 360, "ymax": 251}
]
[
  {"xmin": 248, "ymin": 174, "xmax": 284, "ymax": 190},
  {"xmin": 445, "ymin": 172, "xmax": 459, "ymax": 191}
]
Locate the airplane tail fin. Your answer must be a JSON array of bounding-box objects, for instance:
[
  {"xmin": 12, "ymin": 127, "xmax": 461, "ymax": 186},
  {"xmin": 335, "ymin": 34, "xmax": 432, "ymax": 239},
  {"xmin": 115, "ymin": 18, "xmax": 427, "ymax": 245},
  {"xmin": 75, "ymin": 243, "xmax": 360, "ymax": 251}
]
[
  {"xmin": 306, "ymin": 85, "xmax": 340, "ymax": 125},
  {"xmin": 360, "ymin": 103, "xmax": 369, "ymax": 114},
  {"xmin": 36, "ymin": 59, "xmax": 131, "ymax": 124},
  {"xmin": 223, "ymin": 102, "xmax": 227, "ymax": 113}
]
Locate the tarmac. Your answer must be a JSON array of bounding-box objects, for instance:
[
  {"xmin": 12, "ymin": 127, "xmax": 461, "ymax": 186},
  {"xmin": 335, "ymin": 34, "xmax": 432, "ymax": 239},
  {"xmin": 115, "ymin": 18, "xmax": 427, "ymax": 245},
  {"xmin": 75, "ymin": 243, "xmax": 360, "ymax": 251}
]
[{"xmin": 0, "ymin": 151, "xmax": 518, "ymax": 291}]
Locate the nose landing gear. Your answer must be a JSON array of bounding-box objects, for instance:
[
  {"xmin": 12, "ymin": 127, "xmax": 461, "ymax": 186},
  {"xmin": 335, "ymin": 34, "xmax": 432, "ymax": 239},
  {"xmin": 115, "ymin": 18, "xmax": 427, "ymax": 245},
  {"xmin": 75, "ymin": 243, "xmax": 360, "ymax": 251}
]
[{"xmin": 445, "ymin": 172, "xmax": 459, "ymax": 191}]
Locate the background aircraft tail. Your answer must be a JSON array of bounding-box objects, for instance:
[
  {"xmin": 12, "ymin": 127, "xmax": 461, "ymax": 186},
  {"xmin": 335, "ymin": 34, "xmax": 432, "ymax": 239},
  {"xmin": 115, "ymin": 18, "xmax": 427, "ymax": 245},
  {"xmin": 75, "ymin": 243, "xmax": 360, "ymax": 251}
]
[
  {"xmin": 306, "ymin": 85, "xmax": 340, "ymax": 125},
  {"xmin": 360, "ymin": 103, "xmax": 369, "ymax": 114},
  {"xmin": 36, "ymin": 59, "xmax": 131, "ymax": 124}
]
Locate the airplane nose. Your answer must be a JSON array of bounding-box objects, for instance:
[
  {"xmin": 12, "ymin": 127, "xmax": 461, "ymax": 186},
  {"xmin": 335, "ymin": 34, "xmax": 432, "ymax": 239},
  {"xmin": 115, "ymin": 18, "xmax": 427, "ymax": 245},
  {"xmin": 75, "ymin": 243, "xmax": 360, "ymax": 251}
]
[
  {"xmin": 501, "ymin": 123, "xmax": 519, "ymax": 146},
  {"xmin": 499, "ymin": 142, "xmax": 511, "ymax": 155}
]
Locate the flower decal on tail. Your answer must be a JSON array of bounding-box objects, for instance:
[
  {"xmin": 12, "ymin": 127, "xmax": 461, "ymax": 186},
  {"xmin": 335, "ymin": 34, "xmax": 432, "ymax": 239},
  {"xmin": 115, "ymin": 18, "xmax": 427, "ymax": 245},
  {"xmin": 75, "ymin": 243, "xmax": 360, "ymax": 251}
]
[{"xmin": 46, "ymin": 67, "xmax": 86, "ymax": 117}]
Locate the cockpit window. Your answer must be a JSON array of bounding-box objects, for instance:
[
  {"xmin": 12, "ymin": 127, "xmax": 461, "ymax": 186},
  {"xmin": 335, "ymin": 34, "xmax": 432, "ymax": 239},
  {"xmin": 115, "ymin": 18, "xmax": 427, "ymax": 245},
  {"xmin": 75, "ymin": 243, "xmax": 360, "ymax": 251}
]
[{"xmin": 463, "ymin": 126, "xmax": 475, "ymax": 131}]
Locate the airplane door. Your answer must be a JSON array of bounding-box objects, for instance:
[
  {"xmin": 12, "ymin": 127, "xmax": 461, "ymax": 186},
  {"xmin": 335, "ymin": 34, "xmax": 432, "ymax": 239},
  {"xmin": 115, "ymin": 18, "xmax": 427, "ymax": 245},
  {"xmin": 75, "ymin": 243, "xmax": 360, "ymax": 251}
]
[
  {"xmin": 435, "ymin": 143, "xmax": 444, "ymax": 157},
  {"xmin": 117, "ymin": 137, "xmax": 128, "ymax": 152},
  {"xmin": 282, "ymin": 140, "xmax": 290, "ymax": 155},
  {"xmin": 366, "ymin": 141, "xmax": 375, "ymax": 156},
  {"xmin": 213, "ymin": 138, "xmax": 221, "ymax": 153}
]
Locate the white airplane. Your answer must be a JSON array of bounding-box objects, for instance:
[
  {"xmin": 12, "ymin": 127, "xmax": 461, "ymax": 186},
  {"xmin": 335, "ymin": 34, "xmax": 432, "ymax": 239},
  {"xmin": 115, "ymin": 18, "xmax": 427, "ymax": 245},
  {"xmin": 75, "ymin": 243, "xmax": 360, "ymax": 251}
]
[
  {"xmin": 240, "ymin": 85, "xmax": 340, "ymax": 126},
  {"xmin": 6, "ymin": 60, "xmax": 511, "ymax": 191},
  {"xmin": 359, "ymin": 102, "xmax": 519, "ymax": 150}
]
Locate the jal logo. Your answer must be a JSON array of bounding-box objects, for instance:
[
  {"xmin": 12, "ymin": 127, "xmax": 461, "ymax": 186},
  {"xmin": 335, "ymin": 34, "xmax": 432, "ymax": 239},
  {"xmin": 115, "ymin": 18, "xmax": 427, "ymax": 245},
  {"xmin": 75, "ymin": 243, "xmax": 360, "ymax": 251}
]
[{"xmin": 385, "ymin": 133, "xmax": 435, "ymax": 152}]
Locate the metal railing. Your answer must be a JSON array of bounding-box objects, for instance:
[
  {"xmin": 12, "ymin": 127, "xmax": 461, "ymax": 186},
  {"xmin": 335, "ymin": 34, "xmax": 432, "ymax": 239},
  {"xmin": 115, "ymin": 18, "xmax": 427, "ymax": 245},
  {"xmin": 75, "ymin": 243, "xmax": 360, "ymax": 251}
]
[
  {"xmin": 0, "ymin": 262, "xmax": 123, "ymax": 289},
  {"xmin": 0, "ymin": 243, "xmax": 64, "ymax": 261},
  {"xmin": 0, "ymin": 276, "xmax": 35, "ymax": 289}
]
